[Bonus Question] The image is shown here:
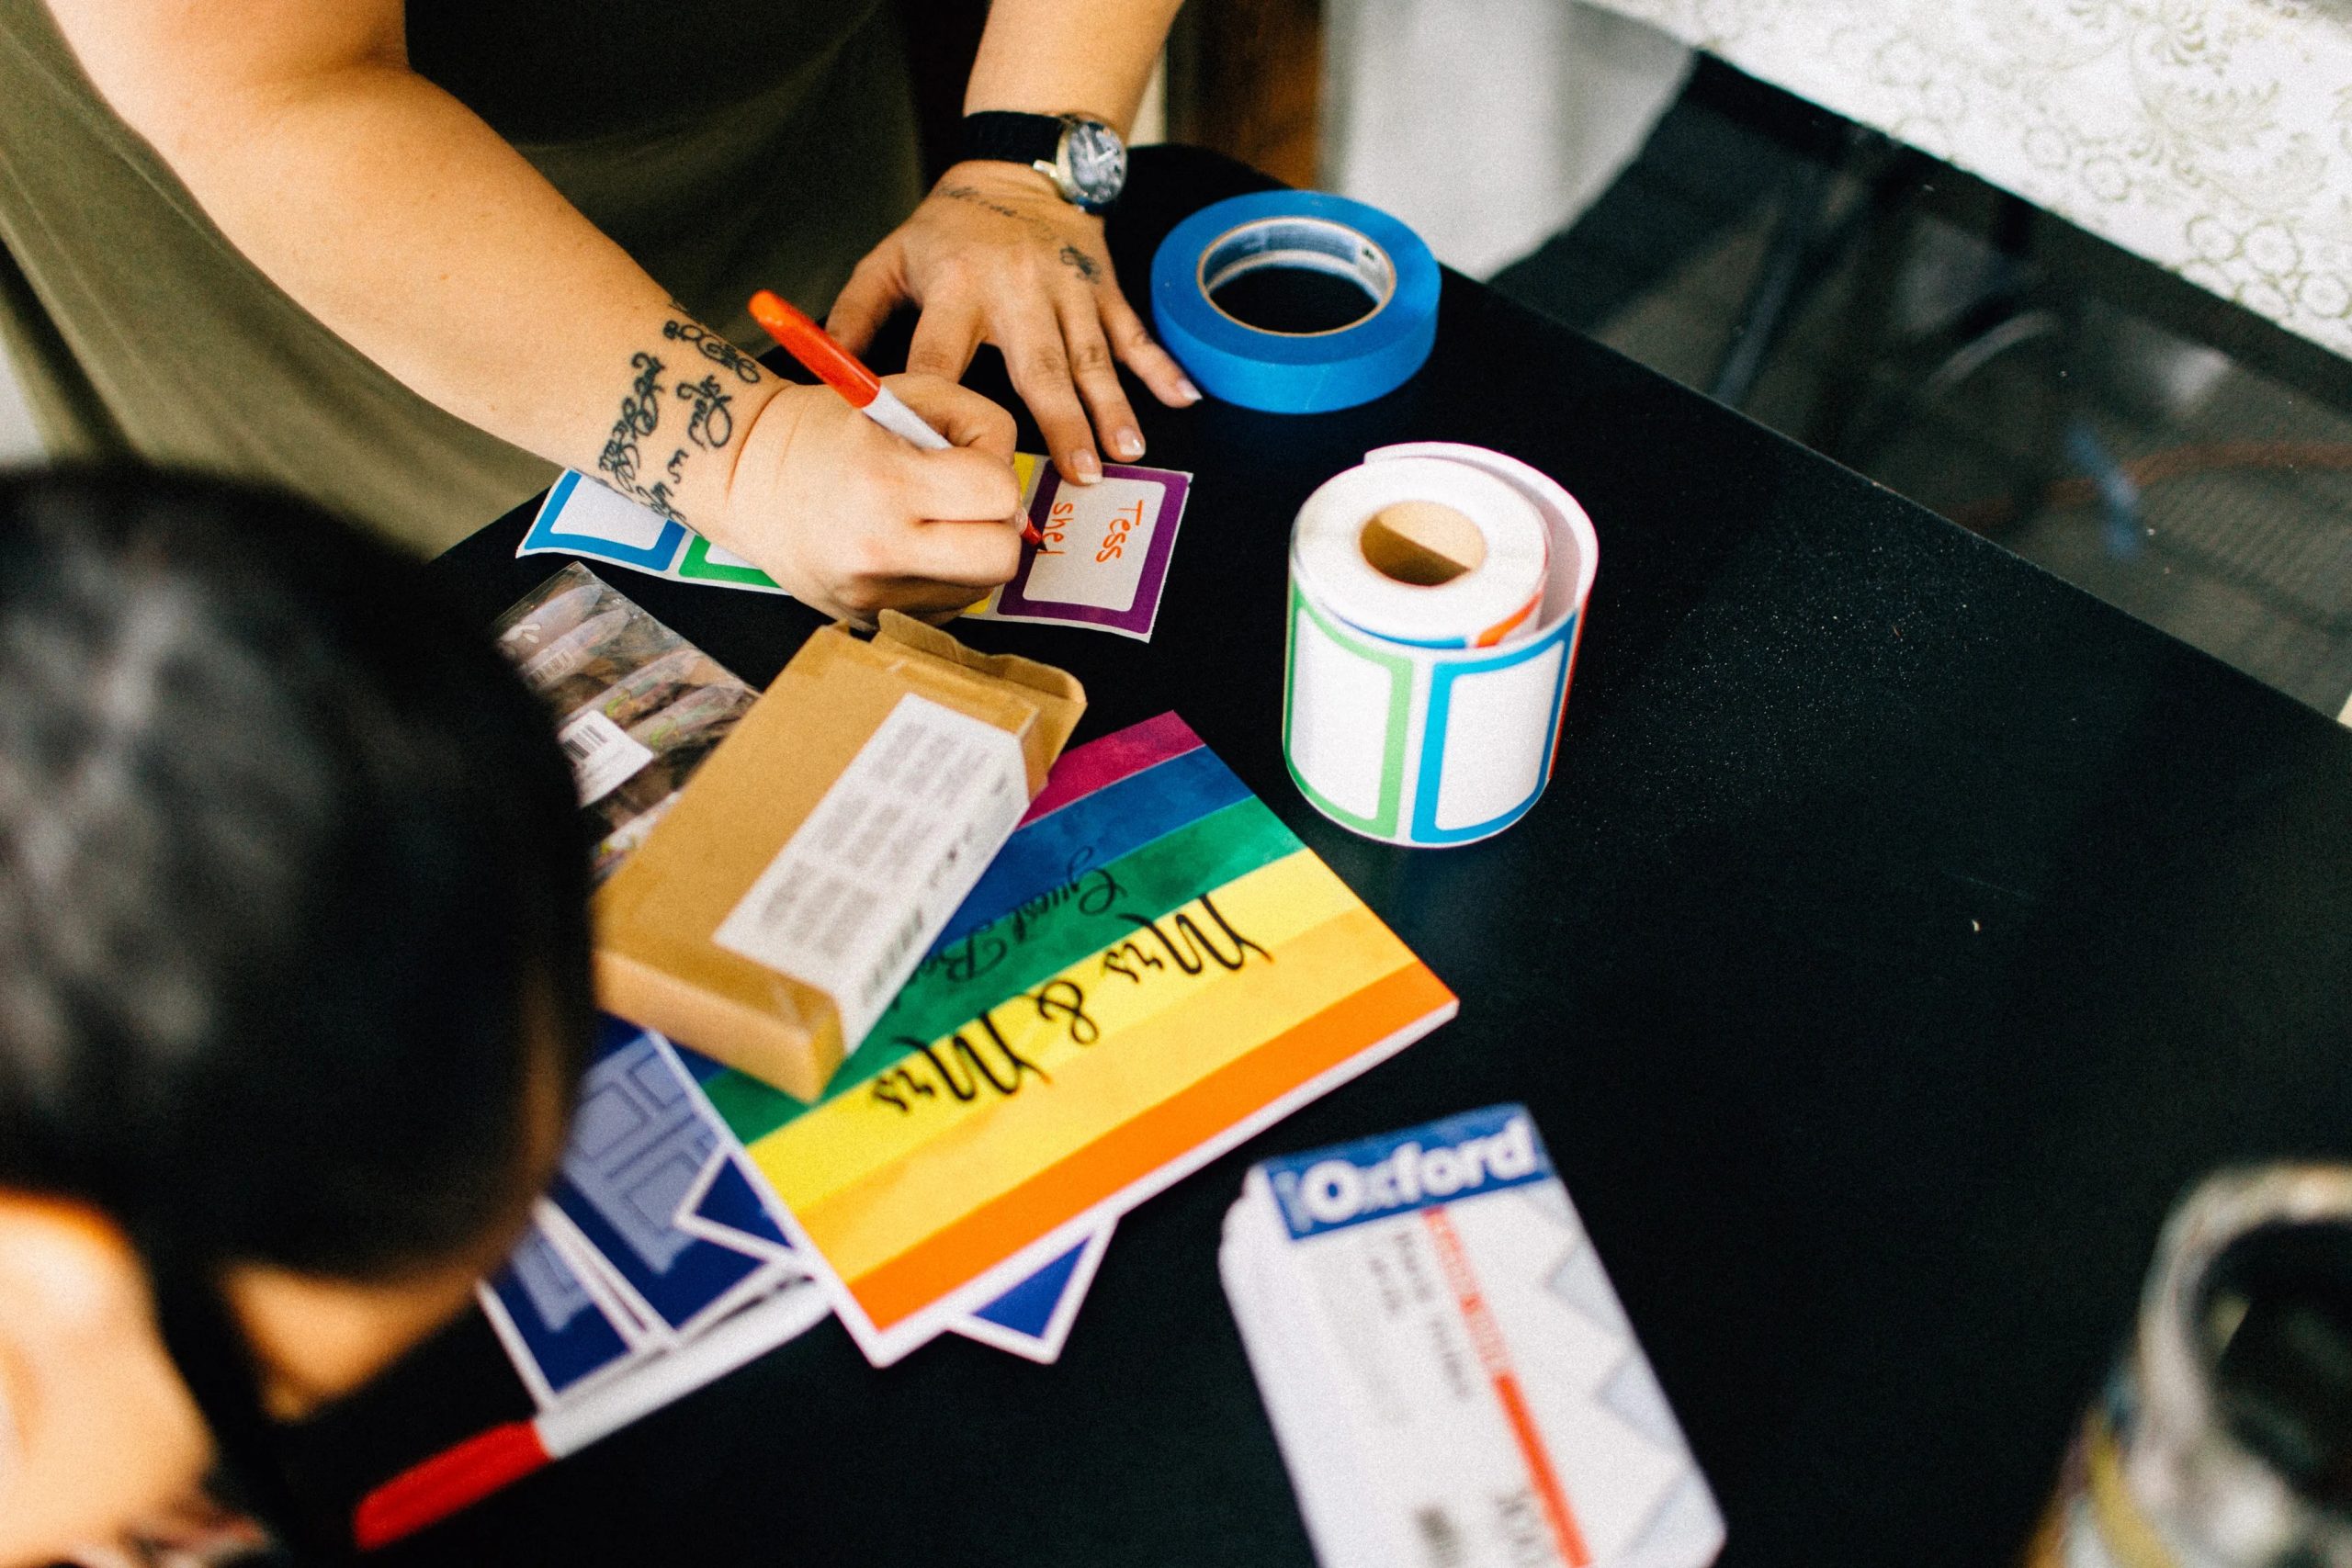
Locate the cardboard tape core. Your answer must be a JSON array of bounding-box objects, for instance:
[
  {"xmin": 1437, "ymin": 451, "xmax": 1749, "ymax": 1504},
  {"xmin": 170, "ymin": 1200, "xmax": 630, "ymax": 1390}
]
[{"xmin": 1361, "ymin": 501, "xmax": 1485, "ymax": 586}]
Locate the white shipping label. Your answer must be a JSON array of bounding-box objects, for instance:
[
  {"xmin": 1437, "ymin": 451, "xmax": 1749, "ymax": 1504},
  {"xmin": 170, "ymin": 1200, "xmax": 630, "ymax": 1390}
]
[
  {"xmin": 1023, "ymin": 478, "xmax": 1159, "ymax": 611},
  {"xmin": 557, "ymin": 708, "xmax": 658, "ymax": 807},
  {"xmin": 1280, "ymin": 1192, "xmax": 1707, "ymax": 1568},
  {"xmin": 712, "ymin": 694, "xmax": 1029, "ymax": 1050}
]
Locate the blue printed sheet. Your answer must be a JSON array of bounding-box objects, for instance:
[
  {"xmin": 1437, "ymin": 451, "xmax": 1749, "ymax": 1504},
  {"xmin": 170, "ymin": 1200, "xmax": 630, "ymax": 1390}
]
[{"xmin": 485, "ymin": 1020, "xmax": 1117, "ymax": 1405}]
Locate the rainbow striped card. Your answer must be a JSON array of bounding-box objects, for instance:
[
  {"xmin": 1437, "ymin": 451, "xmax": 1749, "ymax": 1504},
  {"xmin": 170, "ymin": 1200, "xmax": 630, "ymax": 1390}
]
[{"xmin": 695, "ymin": 713, "xmax": 1457, "ymax": 1366}]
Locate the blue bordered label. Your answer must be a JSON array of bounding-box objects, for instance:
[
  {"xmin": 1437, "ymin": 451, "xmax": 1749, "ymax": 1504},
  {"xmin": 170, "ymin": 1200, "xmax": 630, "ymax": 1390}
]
[
  {"xmin": 1407, "ymin": 613, "xmax": 1577, "ymax": 845},
  {"xmin": 522, "ymin": 470, "xmax": 689, "ymax": 570}
]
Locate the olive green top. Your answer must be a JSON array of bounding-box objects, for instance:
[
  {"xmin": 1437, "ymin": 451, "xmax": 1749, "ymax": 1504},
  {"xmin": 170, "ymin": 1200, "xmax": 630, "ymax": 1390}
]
[{"xmin": 0, "ymin": 0, "xmax": 924, "ymax": 553}]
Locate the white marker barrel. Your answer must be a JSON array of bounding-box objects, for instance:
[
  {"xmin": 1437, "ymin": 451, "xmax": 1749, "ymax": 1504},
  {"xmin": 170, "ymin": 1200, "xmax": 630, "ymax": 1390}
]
[{"xmin": 1283, "ymin": 445, "xmax": 1598, "ymax": 847}]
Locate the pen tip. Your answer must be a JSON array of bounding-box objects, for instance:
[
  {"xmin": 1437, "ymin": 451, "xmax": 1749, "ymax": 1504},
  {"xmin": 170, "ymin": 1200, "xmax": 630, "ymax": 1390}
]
[{"xmin": 748, "ymin": 290, "xmax": 791, "ymax": 329}]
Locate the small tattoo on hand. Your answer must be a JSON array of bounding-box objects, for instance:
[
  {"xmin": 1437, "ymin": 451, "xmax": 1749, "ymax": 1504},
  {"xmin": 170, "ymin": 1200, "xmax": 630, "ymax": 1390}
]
[{"xmin": 939, "ymin": 182, "xmax": 1030, "ymax": 224}]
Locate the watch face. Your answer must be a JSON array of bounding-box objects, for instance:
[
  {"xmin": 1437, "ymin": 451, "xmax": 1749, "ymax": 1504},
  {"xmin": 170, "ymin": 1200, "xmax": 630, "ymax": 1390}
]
[{"xmin": 1063, "ymin": 119, "xmax": 1127, "ymax": 207}]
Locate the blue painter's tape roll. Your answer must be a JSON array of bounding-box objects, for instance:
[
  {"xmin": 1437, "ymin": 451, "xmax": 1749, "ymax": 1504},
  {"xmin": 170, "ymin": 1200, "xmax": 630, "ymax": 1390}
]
[{"xmin": 1151, "ymin": 191, "xmax": 1440, "ymax": 414}]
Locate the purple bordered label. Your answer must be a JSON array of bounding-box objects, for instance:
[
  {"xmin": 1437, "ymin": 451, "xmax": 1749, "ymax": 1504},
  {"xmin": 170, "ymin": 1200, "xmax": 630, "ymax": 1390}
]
[
  {"xmin": 991, "ymin": 464, "xmax": 1189, "ymax": 640},
  {"xmin": 1260, "ymin": 1104, "xmax": 1554, "ymax": 1241}
]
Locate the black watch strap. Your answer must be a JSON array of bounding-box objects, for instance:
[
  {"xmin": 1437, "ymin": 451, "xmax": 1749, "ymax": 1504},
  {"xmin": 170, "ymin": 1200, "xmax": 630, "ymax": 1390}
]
[{"xmin": 960, "ymin": 110, "xmax": 1064, "ymax": 170}]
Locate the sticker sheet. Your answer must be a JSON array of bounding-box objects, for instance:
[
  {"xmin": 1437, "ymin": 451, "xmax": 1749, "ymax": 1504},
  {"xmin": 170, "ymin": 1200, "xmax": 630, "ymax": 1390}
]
[
  {"xmin": 517, "ymin": 455, "xmax": 1191, "ymax": 641},
  {"xmin": 947, "ymin": 1221, "xmax": 1115, "ymax": 1364},
  {"xmin": 479, "ymin": 1021, "xmax": 805, "ymax": 1407},
  {"xmin": 479, "ymin": 1213, "xmax": 640, "ymax": 1408},
  {"xmin": 485, "ymin": 1021, "xmax": 1126, "ymax": 1404},
  {"xmin": 543, "ymin": 1021, "xmax": 790, "ymax": 1341},
  {"xmin": 691, "ymin": 713, "xmax": 1460, "ymax": 1367}
]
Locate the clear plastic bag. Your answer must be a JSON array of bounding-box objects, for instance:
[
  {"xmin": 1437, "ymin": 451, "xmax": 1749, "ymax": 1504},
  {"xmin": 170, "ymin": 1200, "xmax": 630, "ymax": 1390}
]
[{"xmin": 495, "ymin": 563, "xmax": 758, "ymax": 883}]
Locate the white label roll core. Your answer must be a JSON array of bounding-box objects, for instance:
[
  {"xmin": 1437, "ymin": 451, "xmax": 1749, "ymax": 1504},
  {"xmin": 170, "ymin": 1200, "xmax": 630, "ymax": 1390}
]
[
  {"xmin": 1283, "ymin": 444, "xmax": 1598, "ymax": 848},
  {"xmin": 1291, "ymin": 457, "xmax": 1550, "ymax": 649}
]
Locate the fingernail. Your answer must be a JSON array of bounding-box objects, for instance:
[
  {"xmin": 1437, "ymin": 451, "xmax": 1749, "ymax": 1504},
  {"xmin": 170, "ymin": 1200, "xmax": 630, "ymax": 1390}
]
[
  {"xmin": 1071, "ymin": 450, "xmax": 1102, "ymax": 483},
  {"xmin": 1114, "ymin": 427, "xmax": 1145, "ymax": 460},
  {"xmin": 1177, "ymin": 377, "xmax": 1204, "ymax": 404}
]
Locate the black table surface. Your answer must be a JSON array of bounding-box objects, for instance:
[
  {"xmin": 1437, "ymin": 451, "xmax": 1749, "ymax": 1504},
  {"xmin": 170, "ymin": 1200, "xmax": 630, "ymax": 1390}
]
[{"xmin": 327, "ymin": 145, "xmax": 2352, "ymax": 1568}]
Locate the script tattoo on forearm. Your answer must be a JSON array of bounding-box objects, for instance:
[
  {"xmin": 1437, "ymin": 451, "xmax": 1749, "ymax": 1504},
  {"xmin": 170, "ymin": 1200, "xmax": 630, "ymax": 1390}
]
[
  {"xmin": 662, "ymin": 316, "xmax": 763, "ymax": 384},
  {"xmin": 596, "ymin": 314, "xmax": 762, "ymax": 521},
  {"xmin": 678, "ymin": 374, "xmax": 734, "ymax": 450},
  {"xmin": 597, "ymin": 351, "xmax": 684, "ymax": 520}
]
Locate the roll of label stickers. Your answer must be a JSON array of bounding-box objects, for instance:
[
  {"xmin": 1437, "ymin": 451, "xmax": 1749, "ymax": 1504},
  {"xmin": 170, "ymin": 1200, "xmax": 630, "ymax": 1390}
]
[
  {"xmin": 1283, "ymin": 444, "xmax": 1597, "ymax": 847},
  {"xmin": 1151, "ymin": 191, "xmax": 1441, "ymax": 414}
]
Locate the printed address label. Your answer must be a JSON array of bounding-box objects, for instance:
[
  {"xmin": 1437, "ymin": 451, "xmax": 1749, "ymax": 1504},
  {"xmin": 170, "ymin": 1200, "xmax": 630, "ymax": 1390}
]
[{"xmin": 712, "ymin": 694, "xmax": 1029, "ymax": 1049}]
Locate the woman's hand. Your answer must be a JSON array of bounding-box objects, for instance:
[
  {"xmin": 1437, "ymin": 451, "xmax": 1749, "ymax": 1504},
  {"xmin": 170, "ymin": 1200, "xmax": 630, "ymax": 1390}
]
[
  {"xmin": 827, "ymin": 162, "xmax": 1199, "ymax": 488},
  {"xmin": 709, "ymin": 374, "xmax": 1026, "ymax": 625}
]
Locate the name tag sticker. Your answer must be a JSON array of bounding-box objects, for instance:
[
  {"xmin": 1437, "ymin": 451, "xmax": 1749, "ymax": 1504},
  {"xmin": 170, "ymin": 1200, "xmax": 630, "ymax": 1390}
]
[
  {"xmin": 980, "ymin": 465, "xmax": 1189, "ymax": 639},
  {"xmin": 1017, "ymin": 479, "xmax": 1159, "ymax": 612},
  {"xmin": 519, "ymin": 455, "xmax": 1192, "ymax": 642}
]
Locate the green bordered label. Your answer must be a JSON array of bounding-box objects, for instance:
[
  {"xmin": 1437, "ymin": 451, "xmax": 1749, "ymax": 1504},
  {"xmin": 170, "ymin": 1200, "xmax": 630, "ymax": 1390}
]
[
  {"xmin": 680, "ymin": 533, "xmax": 781, "ymax": 587},
  {"xmin": 1283, "ymin": 578, "xmax": 1414, "ymax": 838}
]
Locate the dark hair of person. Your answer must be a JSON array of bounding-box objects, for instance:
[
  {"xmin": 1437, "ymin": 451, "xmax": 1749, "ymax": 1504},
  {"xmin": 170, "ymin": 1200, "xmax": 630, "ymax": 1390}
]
[{"xmin": 0, "ymin": 467, "xmax": 593, "ymax": 1282}]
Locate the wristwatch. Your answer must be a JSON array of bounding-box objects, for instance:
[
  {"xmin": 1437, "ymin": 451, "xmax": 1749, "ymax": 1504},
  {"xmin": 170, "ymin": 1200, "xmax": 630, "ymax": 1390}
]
[{"xmin": 959, "ymin": 111, "xmax": 1128, "ymax": 214}]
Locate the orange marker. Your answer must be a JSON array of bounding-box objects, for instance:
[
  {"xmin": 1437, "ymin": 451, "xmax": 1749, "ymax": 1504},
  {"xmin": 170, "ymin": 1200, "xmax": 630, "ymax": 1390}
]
[{"xmin": 747, "ymin": 290, "xmax": 1042, "ymax": 547}]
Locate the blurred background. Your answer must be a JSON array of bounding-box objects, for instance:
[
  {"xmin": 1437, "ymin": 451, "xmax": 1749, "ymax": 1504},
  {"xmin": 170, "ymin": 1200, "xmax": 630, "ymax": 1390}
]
[{"xmin": 1170, "ymin": 0, "xmax": 2352, "ymax": 724}]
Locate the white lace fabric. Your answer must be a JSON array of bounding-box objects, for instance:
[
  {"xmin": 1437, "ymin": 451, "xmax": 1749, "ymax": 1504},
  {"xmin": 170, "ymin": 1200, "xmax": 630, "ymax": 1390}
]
[{"xmin": 1584, "ymin": 0, "xmax": 2352, "ymax": 360}]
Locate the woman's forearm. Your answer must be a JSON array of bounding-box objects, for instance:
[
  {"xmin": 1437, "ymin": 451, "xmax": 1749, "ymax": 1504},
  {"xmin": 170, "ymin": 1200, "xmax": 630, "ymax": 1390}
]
[
  {"xmin": 49, "ymin": 1, "xmax": 776, "ymax": 535},
  {"xmin": 164, "ymin": 67, "xmax": 768, "ymax": 488}
]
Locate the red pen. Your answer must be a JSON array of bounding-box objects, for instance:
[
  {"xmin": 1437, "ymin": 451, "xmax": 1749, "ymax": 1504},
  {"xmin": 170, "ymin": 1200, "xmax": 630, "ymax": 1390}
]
[
  {"xmin": 747, "ymin": 289, "xmax": 1043, "ymax": 547},
  {"xmin": 351, "ymin": 1281, "xmax": 828, "ymax": 1551}
]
